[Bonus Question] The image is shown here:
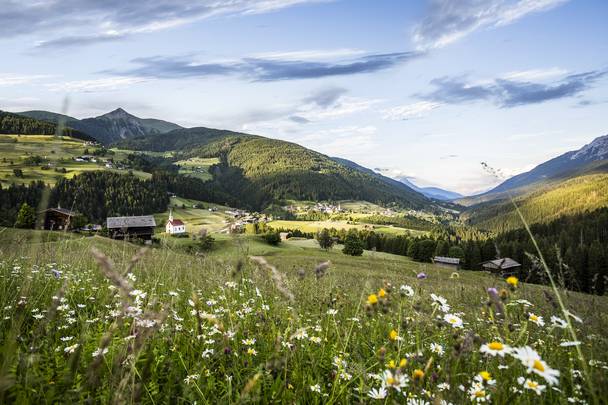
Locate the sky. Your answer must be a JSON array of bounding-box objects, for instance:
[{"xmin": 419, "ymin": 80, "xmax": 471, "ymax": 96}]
[{"xmin": 1, "ymin": 0, "xmax": 607, "ymax": 195}]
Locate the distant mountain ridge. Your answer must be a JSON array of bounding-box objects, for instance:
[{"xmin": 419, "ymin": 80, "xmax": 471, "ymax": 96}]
[
  {"xmin": 460, "ymin": 134, "xmax": 608, "ymax": 232},
  {"xmin": 458, "ymin": 134, "xmax": 608, "ymax": 206},
  {"xmin": 396, "ymin": 177, "xmax": 463, "ymax": 201},
  {"xmin": 17, "ymin": 108, "xmax": 182, "ymax": 145}
]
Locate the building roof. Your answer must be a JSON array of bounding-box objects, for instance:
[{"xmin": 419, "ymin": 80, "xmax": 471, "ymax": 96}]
[
  {"xmin": 39, "ymin": 207, "xmax": 78, "ymax": 217},
  {"xmin": 106, "ymin": 215, "xmax": 156, "ymax": 229},
  {"xmin": 433, "ymin": 256, "xmax": 460, "ymax": 265},
  {"xmin": 482, "ymin": 258, "xmax": 521, "ymax": 270},
  {"xmin": 168, "ymin": 219, "xmax": 184, "ymax": 226}
]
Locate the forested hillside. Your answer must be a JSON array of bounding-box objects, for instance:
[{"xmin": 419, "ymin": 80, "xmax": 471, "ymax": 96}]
[
  {"xmin": 119, "ymin": 128, "xmax": 430, "ymax": 209},
  {"xmin": 462, "ymin": 173, "xmax": 608, "ymax": 232},
  {"xmin": 495, "ymin": 207, "xmax": 608, "ymax": 295},
  {"xmin": 0, "ymin": 111, "xmax": 95, "ymax": 142}
]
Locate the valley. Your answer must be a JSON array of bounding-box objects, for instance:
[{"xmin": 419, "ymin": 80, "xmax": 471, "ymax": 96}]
[{"xmin": 1, "ymin": 108, "xmax": 607, "ymax": 404}]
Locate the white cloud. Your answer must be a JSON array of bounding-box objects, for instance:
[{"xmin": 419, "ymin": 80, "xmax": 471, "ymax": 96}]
[
  {"xmin": 382, "ymin": 101, "xmax": 442, "ymax": 120},
  {"xmin": 413, "ymin": 0, "xmax": 569, "ymax": 50},
  {"xmin": 251, "ymin": 48, "xmax": 365, "ymax": 61},
  {"xmin": 0, "ymin": 73, "xmax": 50, "ymax": 86},
  {"xmin": 47, "ymin": 77, "xmax": 146, "ymax": 93},
  {"xmin": 502, "ymin": 67, "xmax": 569, "ymax": 82}
]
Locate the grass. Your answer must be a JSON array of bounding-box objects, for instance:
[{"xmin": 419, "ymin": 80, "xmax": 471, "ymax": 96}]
[
  {"xmin": 267, "ymin": 219, "xmax": 427, "ymax": 236},
  {"xmin": 0, "ymin": 227, "xmax": 606, "ymax": 403},
  {"xmin": 175, "ymin": 157, "xmax": 219, "ymax": 181},
  {"xmin": 0, "ymin": 135, "xmax": 148, "ymax": 185}
]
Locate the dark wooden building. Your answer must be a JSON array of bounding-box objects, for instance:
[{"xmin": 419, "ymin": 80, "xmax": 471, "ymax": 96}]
[
  {"xmin": 39, "ymin": 207, "xmax": 78, "ymax": 230},
  {"xmin": 106, "ymin": 215, "xmax": 156, "ymax": 242},
  {"xmin": 481, "ymin": 258, "xmax": 521, "ymax": 276},
  {"xmin": 432, "ymin": 256, "xmax": 461, "ymax": 270}
]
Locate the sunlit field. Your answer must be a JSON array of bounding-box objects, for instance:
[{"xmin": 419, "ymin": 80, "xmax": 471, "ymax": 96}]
[{"xmin": 0, "ymin": 229, "xmax": 606, "ymax": 403}]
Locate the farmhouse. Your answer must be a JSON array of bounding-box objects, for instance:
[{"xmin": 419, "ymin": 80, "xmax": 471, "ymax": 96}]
[
  {"xmin": 432, "ymin": 256, "xmax": 460, "ymax": 269},
  {"xmin": 166, "ymin": 210, "xmax": 186, "ymax": 235},
  {"xmin": 106, "ymin": 215, "xmax": 156, "ymax": 242},
  {"xmin": 39, "ymin": 207, "xmax": 78, "ymax": 230},
  {"xmin": 481, "ymin": 258, "xmax": 521, "ymax": 275}
]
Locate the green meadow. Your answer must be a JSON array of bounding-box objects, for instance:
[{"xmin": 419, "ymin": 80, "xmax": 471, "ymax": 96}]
[{"xmin": 0, "ymin": 227, "xmax": 606, "ymax": 403}]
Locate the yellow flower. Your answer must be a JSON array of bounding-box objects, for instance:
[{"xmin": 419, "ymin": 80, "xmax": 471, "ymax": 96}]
[
  {"xmin": 479, "ymin": 371, "xmax": 492, "ymax": 381},
  {"xmin": 533, "ymin": 360, "xmax": 545, "ymax": 372},
  {"xmin": 378, "ymin": 288, "xmax": 386, "ymax": 298},
  {"xmin": 506, "ymin": 276, "xmax": 518, "ymax": 287},
  {"xmin": 389, "ymin": 329, "xmax": 399, "ymax": 341},
  {"xmin": 488, "ymin": 342, "xmax": 504, "ymax": 351},
  {"xmin": 399, "ymin": 358, "xmax": 407, "ymax": 368},
  {"xmin": 387, "ymin": 360, "xmax": 396, "ymax": 369},
  {"xmin": 367, "ymin": 294, "xmax": 378, "ymax": 305},
  {"xmin": 412, "ymin": 369, "xmax": 425, "ymax": 380}
]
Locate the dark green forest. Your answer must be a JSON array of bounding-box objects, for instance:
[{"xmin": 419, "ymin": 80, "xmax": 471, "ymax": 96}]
[{"xmin": 0, "ymin": 111, "xmax": 95, "ymax": 142}]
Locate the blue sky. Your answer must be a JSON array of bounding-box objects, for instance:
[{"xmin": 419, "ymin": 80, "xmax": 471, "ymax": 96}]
[{"xmin": 1, "ymin": 0, "xmax": 607, "ymax": 195}]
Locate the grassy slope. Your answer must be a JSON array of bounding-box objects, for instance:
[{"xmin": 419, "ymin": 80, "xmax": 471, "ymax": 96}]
[
  {"xmin": 463, "ymin": 173, "xmax": 608, "ymax": 232},
  {"xmin": 0, "ymin": 135, "xmax": 149, "ymax": 186},
  {"xmin": 0, "ymin": 227, "xmax": 606, "ymax": 403}
]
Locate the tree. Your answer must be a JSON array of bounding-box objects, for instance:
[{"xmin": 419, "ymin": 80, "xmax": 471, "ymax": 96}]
[
  {"xmin": 316, "ymin": 228, "xmax": 334, "ymax": 250},
  {"xmin": 15, "ymin": 202, "xmax": 36, "ymax": 229},
  {"xmin": 262, "ymin": 230, "xmax": 281, "ymax": 246},
  {"xmin": 198, "ymin": 235, "xmax": 215, "ymax": 251},
  {"xmin": 342, "ymin": 229, "xmax": 363, "ymax": 256},
  {"xmin": 416, "ymin": 240, "xmax": 436, "ymax": 262},
  {"xmin": 448, "ymin": 245, "xmax": 465, "ymax": 261},
  {"xmin": 434, "ymin": 240, "xmax": 449, "ymax": 256}
]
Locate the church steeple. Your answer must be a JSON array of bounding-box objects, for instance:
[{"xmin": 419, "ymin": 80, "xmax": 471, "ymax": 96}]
[{"xmin": 168, "ymin": 208, "xmax": 173, "ymax": 223}]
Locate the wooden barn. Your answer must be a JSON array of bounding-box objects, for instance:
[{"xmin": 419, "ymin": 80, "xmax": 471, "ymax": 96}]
[
  {"xmin": 432, "ymin": 256, "xmax": 461, "ymax": 270},
  {"xmin": 39, "ymin": 207, "xmax": 78, "ymax": 230},
  {"xmin": 106, "ymin": 215, "xmax": 156, "ymax": 242},
  {"xmin": 481, "ymin": 258, "xmax": 521, "ymax": 276}
]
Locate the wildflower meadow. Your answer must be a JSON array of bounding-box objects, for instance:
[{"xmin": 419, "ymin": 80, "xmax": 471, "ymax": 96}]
[{"xmin": 0, "ymin": 230, "xmax": 606, "ymax": 404}]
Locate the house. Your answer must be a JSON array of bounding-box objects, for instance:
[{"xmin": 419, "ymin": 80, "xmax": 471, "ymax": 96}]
[
  {"xmin": 433, "ymin": 256, "xmax": 461, "ymax": 269},
  {"xmin": 106, "ymin": 215, "xmax": 156, "ymax": 242},
  {"xmin": 39, "ymin": 207, "xmax": 78, "ymax": 230},
  {"xmin": 481, "ymin": 258, "xmax": 521, "ymax": 275},
  {"xmin": 166, "ymin": 210, "xmax": 186, "ymax": 235}
]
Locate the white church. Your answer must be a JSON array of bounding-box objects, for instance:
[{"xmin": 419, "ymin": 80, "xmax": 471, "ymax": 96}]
[{"xmin": 165, "ymin": 210, "xmax": 186, "ymax": 235}]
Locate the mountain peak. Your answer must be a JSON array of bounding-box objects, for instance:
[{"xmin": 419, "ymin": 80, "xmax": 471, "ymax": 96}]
[
  {"xmin": 99, "ymin": 107, "xmax": 133, "ymax": 119},
  {"xmin": 571, "ymin": 134, "xmax": 608, "ymax": 161}
]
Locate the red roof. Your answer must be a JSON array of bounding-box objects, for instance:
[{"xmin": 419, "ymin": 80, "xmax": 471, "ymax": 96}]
[{"xmin": 168, "ymin": 219, "xmax": 184, "ymax": 226}]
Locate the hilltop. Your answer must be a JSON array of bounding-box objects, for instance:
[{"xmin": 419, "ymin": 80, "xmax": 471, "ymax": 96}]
[{"xmin": 18, "ymin": 108, "xmax": 182, "ymax": 144}]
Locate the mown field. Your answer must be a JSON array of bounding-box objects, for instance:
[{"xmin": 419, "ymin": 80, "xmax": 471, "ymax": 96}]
[
  {"xmin": 0, "ymin": 228, "xmax": 606, "ymax": 403},
  {"xmin": 0, "ymin": 135, "xmax": 149, "ymax": 185},
  {"xmin": 267, "ymin": 219, "xmax": 427, "ymax": 236}
]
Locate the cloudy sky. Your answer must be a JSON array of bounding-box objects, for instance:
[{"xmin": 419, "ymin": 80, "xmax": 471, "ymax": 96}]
[{"xmin": 1, "ymin": 0, "xmax": 607, "ymax": 195}]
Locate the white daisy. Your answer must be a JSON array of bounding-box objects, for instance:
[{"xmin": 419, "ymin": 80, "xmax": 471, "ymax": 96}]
[
  {"xmin": 512, "ymin": 346, "xmax": 560, "ymax": 385},
  {"xmin": 444, "ymin": 313, "xmax": 463, "ymax": 328},
  {"xmin": 380, "ymin": 369, "xmax": 408, "ymax": 391},
  {"xmin": 518, "ymin": 377, "xmax": 546, "ymax": 395},
  {"xmin": 480, "ymin": 341, "xmax": 511, "ymax": 357},
  {"xmin": 550, "ymin": 315, "xmax": 568, "ymax": 329},
  {"xmin": 528, "ymin": 313, "xmax": 545, "ymax": 326},
  {"xmin": 368, "ymin": 386, "xmax": 387, "ymax": 399},
  {"xmin": 400, "ymin": 285, "xmax": 414, "ymax": 297}
]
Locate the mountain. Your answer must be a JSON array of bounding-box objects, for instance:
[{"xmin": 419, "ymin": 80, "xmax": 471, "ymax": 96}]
[
  {"xmin": 396, "ymin": 177, "xmax": 463, "ymax": 201},
  {"xmin": 120, "ymin": 128, "xmax": 431, "ymax": 209},
  {"xmin": 460, "ymin": 135, "xmax": 608, "ymax": 232},
  {"xmin": 17, "ymin": 108, "xmax": 182, "ymax": 145},
  {"xmin": 459, "ymin": 135, "xmax": 608, "ymax": 206},
  {"xmin": 0, "ymin": 110, "xmax": 95, "ymax": 142},
  {"xmin": 461, "ymin": 173, "xmax": 608, "ymax": 233}
]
